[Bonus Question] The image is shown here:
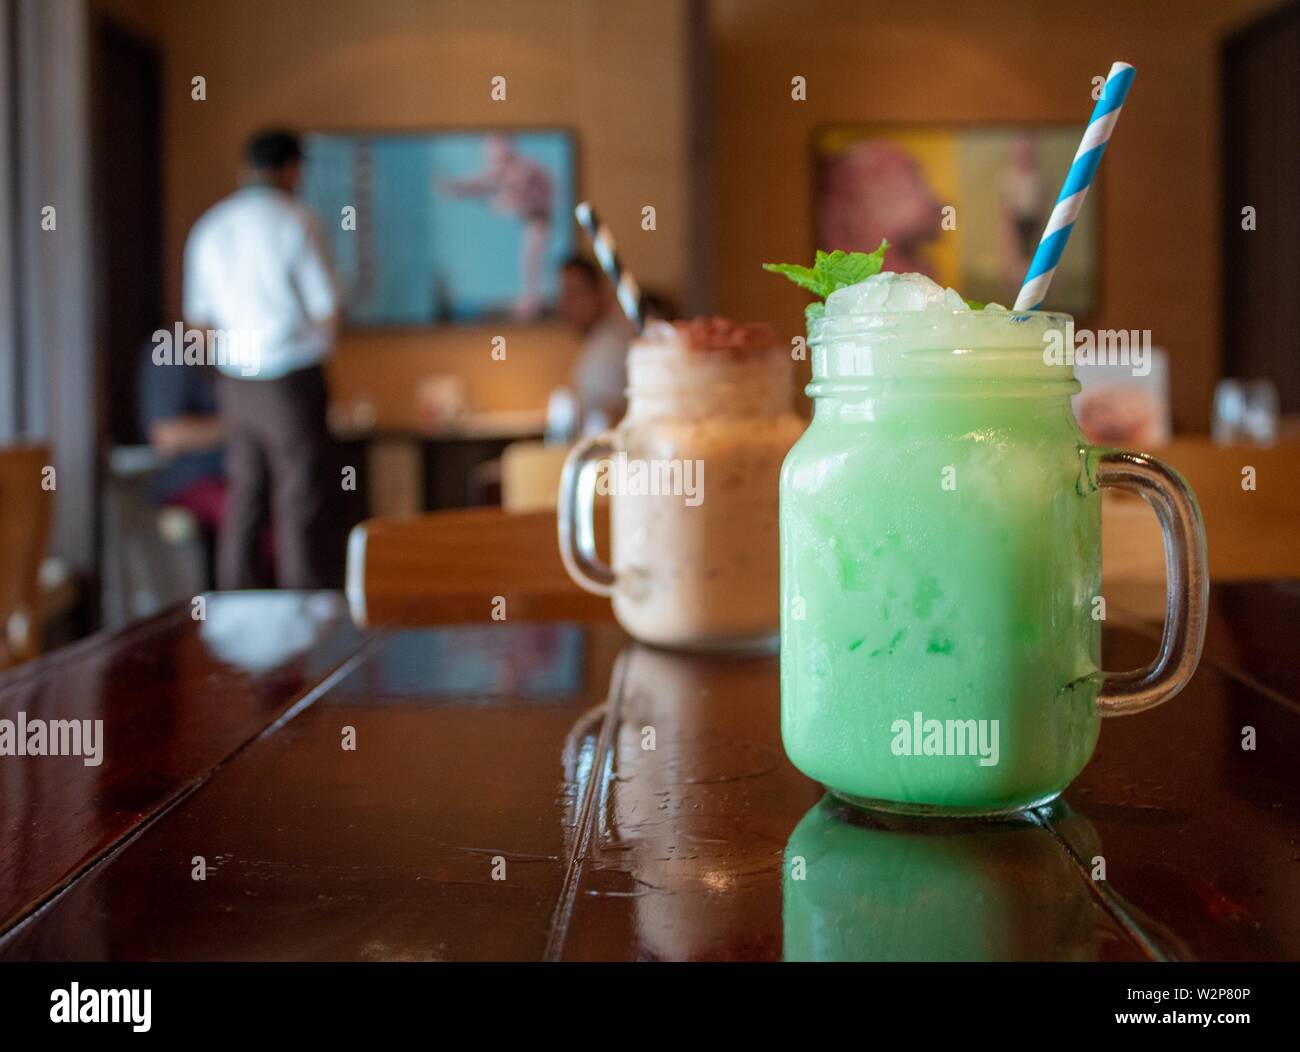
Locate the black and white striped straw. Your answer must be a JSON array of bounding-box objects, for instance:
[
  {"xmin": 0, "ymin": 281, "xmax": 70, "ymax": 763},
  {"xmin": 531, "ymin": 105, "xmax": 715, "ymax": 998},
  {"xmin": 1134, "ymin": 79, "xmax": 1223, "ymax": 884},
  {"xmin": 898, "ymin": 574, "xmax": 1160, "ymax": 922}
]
[{"xmin": 574, "ymin": 201, "xmax": 644, "ymax": 334}]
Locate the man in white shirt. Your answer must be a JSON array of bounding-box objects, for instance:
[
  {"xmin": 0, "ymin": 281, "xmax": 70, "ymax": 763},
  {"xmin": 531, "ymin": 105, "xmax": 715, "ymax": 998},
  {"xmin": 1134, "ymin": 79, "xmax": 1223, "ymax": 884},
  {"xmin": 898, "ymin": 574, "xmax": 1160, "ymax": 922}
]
[{"xmin": 183, "ymin": 129, "xmax": 341, "ymax": 590}]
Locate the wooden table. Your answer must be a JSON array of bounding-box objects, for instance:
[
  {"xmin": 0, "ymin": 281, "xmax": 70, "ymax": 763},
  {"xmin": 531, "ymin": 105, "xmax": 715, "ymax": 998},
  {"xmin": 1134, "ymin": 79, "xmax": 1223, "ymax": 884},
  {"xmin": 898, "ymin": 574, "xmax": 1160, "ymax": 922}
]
[
  {"xmin": 333, "ymin": 417, "xmax": 546, "ymax": 517},
  {"xmin": 1, "ymin": 582, "xmax": 1297, "ymax": 961}
]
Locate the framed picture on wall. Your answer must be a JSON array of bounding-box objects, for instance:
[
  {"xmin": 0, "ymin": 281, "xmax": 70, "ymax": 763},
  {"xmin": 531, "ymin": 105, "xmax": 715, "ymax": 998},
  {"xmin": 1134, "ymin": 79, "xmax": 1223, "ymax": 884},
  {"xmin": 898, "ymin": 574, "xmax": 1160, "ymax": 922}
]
[
  {"xmin": 300, "ymin": 128, "xmax": 578, "ymax": 327},
  {"xmin": 813, "ymin": 125, "xmax": 1098, "ymax": 315}
]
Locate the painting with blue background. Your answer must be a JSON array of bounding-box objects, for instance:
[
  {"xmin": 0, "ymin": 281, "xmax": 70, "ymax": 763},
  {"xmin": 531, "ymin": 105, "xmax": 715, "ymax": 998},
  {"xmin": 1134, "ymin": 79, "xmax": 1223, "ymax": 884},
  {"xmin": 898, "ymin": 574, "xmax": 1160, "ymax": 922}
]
[{"xmin": 301, "ymin": 131, "xmax": 576, "ymax": 325}]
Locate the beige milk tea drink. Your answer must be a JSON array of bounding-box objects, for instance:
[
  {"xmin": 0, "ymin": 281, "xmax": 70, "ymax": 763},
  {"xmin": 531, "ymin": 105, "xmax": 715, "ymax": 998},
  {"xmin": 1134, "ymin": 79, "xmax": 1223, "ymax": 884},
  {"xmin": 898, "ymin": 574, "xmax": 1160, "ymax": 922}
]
[{"xmin": 559, "ymin": 318, "xmax": 804, "ymax": 651}]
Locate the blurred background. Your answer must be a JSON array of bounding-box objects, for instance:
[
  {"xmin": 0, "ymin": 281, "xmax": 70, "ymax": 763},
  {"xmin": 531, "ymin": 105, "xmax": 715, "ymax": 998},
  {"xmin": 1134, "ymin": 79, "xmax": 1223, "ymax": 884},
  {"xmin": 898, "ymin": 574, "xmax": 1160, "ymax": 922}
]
[{"xmin": 0, "ymin": 0, "xmax": 1296, "ymax": 657}]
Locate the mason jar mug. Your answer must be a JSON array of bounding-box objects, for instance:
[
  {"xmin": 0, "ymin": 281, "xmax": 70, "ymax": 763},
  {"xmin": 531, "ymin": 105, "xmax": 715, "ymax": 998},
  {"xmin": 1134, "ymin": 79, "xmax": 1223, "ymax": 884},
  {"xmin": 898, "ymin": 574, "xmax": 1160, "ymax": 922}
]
[
  {"xmin": 559, "ymin": 320, "xmax": 805, "ymax": 652},
  {"xmin": 779, "ymin": 309, "xmax": 1208, "ymax": 815}
]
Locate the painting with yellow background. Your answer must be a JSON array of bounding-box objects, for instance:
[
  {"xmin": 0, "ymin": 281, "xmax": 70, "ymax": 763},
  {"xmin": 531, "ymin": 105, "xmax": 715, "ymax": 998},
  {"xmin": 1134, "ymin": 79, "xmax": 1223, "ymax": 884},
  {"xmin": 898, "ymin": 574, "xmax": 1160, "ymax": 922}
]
[{"xmin": 814, "ymin": 125, "xmax": 1096, "ymax": 315}]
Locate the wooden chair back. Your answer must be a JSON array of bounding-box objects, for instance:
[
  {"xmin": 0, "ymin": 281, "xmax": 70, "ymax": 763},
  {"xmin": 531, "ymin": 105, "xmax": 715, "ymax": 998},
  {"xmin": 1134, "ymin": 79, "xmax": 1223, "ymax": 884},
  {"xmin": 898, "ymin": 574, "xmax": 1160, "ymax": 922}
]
[
  {"xmin": 346, "ymin": 506, "xmax": 612, "ymax": 628},
  {"xmin": 0, "ymin": 446, "xmax": 54, "ymax": 668}
]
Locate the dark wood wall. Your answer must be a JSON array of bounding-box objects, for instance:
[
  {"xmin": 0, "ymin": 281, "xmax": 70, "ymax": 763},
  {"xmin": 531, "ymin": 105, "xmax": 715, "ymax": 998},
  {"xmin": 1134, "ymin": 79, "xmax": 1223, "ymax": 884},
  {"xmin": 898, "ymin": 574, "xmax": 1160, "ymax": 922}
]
[
  {"xmin": 1222, "ymin": 1, "xmax": 1300, "ymax": 413},
  {"xmin": 92, "ymin": 13, "xmax": 163, "ymax": 445}
]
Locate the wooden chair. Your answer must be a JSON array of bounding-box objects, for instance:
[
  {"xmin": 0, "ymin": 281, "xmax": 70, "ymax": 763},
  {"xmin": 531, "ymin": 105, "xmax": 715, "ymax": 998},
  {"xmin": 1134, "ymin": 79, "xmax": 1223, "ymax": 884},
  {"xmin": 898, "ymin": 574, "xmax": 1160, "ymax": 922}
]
[
  {"xmin": 0, "ymin": 446, "xmax": 54, "ymax": 669},
  {"xmin": 346, "ymin": 506, "xmax": 612, "ymax": 628}
]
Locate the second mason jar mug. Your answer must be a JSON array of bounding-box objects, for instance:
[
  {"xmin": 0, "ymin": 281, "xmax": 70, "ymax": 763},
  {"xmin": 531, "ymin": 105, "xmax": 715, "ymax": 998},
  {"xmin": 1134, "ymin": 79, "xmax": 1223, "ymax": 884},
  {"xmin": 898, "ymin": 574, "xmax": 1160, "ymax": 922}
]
[
  {"xmin": 779, "ymin": 308, "xmax": 1208, "ymax": 816},
  {"xmin": 559, "ymin": 318, "xmax": 804, "ymax": 651}
]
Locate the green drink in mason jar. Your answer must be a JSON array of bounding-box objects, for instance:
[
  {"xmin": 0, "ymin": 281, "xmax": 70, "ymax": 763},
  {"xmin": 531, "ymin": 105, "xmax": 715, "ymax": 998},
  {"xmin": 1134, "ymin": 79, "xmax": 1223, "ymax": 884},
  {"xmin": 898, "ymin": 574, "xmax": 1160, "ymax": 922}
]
[{"xmin": 769, "ymin": 247, "xmax": 1208, "ymax": 816}]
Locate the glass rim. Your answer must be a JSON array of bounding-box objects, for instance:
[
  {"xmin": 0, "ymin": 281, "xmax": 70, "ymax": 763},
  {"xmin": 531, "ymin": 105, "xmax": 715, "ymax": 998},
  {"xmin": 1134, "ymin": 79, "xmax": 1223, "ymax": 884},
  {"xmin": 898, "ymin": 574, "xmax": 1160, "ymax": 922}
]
[{"xmin": 808, "ymin": 308, "xmax": 1075, "ymax": 348}]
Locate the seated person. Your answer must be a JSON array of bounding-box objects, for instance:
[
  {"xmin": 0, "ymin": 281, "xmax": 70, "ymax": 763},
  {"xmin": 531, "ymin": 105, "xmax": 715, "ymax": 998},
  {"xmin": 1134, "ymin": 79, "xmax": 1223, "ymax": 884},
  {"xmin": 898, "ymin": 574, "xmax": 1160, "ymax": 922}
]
[
  {"xmin": 137, "ymin": 346, "xmax": 226, "ymax": 581},
  {"xmin": 560, "ymin": 256, "xmax": 635, "ymax": 434}
]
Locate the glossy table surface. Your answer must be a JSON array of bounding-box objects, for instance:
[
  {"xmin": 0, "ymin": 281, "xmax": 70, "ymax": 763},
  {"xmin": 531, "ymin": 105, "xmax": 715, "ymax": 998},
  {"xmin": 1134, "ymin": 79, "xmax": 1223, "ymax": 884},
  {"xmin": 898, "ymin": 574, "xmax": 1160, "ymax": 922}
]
[{"xmin": 1, "ymin": 583, "xmax": 1297, "ymax": 961}]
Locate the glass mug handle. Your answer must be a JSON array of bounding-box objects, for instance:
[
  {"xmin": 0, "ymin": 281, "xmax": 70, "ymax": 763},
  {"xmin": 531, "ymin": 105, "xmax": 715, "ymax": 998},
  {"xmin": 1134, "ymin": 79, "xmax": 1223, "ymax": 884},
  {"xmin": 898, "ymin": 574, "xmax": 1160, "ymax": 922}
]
[
  {"xmin": 1094, "ymin": 449, "xmax": 1209, "ymax": 716},
  {"xmin": 557, "ymin": 432, "xmax": 616, "ymax": 597}
]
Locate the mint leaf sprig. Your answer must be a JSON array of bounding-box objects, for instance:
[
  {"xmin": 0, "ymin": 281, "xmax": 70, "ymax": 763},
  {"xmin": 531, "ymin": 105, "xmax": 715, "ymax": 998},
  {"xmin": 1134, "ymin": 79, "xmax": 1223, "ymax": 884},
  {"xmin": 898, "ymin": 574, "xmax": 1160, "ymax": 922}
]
[
  {"xmin": 764, "ymin": 240, "xmax": 985, "ymax": 321},
  {"xmin": 763, "ymin": 241, "xmax": 889, "ymax": 326}
]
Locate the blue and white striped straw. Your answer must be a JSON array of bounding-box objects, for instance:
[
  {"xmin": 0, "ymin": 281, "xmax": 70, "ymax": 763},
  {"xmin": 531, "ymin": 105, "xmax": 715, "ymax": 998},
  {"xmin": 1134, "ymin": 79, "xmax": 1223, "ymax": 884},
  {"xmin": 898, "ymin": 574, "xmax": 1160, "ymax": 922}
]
[
  {"xmin": 574, "ymin": 201, "xmax": 644, "ymax": 333},
  {"xmin": 1014, "ymin": 61, "xmax": 1135, "ymax": 311}
]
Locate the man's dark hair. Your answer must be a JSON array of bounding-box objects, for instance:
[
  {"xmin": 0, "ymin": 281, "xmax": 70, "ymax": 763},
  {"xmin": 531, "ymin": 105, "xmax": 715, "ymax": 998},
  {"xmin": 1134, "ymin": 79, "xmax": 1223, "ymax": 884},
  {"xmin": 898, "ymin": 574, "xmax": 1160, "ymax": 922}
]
[
  {"xmin": 245, "ymin": 129, "xmax": 302, "ymax": 172},
  {"xmin": 561, "ymin": 255, "xmax": 600, "ymax": 286}
]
